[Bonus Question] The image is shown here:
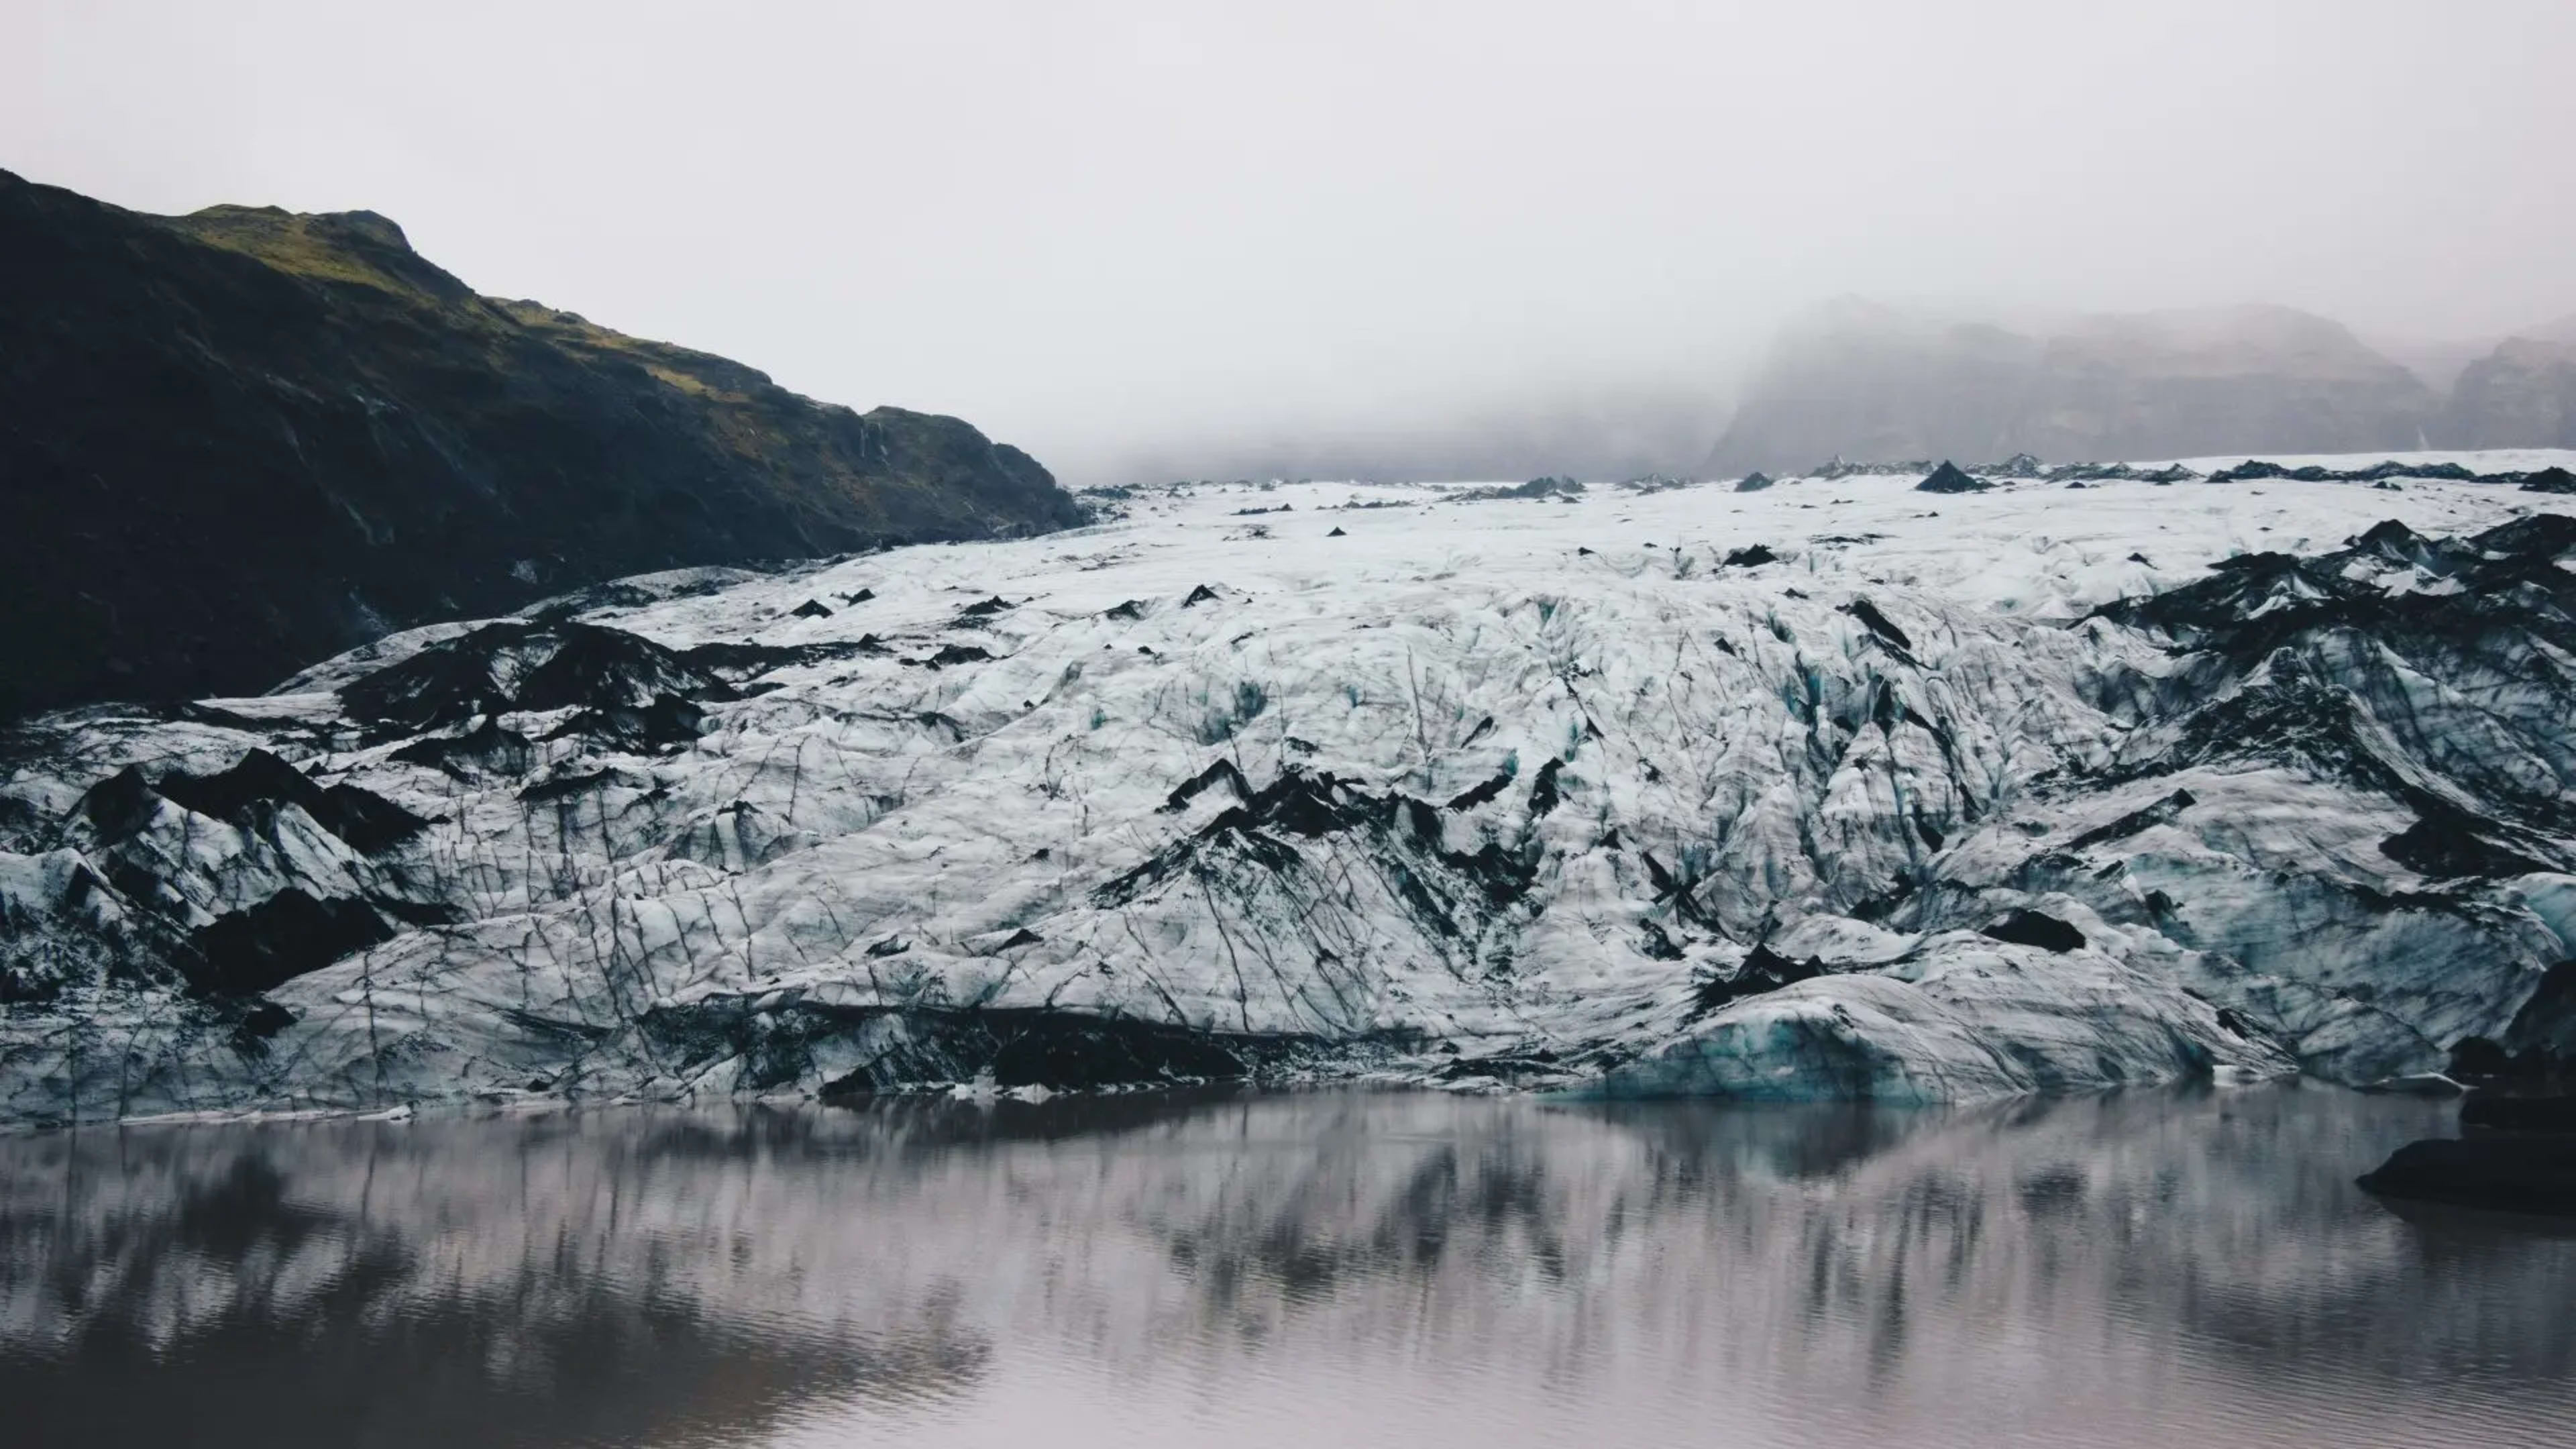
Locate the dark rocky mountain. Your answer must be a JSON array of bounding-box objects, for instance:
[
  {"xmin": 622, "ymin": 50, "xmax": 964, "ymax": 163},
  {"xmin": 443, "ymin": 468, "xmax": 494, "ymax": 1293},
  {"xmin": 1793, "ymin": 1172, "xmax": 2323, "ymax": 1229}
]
[
  {"xmin": 1705, "ymin": 300, "xmax": 2439, "ymax": 475},
  {"xmin": 2438, "ymin": 317, "xmax": 2576, "ymax": 449},
  {"xmin": 0, "ymin": 169, "xmax": 1083, "ymax": 718}
]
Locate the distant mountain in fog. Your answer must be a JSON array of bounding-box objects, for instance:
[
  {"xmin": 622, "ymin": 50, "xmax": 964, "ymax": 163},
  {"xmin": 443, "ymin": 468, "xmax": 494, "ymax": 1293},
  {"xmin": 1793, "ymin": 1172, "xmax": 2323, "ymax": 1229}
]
[
  {"xmin": 1107, "ymin": 301, "xmax": 2571, "ymax": 488},
  {"xmin": 1122, "ymin": 388, "xmax": 1727, "ymax": 485},
  {"xmin": 1704, "ymin": 300, "xmax": 2440, "ymax": 474},
  {"xmin": 2371, "ymin": 335, "xmax": 2497, "ymax": 397},
  {"xmin": 2439, "ymin": 314, "xmax": 2576, "ymax": 450}
]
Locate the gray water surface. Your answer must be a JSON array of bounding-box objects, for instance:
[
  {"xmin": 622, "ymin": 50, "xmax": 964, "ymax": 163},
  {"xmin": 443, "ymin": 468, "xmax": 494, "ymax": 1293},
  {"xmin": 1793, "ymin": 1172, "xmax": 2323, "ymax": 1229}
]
[{"xmin": 3, "ymin": 1084, "xmax": 2571, "ymax": 1448}]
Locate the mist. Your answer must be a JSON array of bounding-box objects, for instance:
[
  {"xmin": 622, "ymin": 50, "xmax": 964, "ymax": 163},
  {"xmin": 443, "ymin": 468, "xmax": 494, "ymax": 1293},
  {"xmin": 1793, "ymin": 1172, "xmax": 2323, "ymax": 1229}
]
[{"xmin": 7, "ymin": 0, "xmax": 2573, "ymax": 484}]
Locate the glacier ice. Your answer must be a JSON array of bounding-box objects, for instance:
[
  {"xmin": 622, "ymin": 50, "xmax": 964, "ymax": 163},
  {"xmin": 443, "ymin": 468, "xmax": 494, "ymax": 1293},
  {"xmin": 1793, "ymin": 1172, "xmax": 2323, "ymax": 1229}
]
[{"xmin": 3, "ymin": 455, "xmax": 2575, "ymax": 1122}]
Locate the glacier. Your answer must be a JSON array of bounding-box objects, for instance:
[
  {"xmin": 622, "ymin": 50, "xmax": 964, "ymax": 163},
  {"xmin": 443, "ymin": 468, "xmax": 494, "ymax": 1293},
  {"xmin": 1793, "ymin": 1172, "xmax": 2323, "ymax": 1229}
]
[{"xmin": 4, "ymin": 453, "xmax": 2575, "ymax": 1123}]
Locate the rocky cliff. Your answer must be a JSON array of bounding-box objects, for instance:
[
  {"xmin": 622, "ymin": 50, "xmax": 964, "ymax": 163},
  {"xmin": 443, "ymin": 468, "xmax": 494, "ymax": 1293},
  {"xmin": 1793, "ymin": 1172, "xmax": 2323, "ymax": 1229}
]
[
  {"xmin": 1706, "ymin": 301, "xmax": 2438, "ymax": 476},
  {"xmin": 2439, "ymin": 318, "xmax": 2576, "ymax": 449},
  {"xmin": 0, "ymin": 169, "xmax": 1082, "ymax": 718}
]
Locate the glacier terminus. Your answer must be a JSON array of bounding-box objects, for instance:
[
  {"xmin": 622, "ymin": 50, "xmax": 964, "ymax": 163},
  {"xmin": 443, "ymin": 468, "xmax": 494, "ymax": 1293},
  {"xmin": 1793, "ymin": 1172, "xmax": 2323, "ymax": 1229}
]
[{"xmin": 5, "ymin": 452, "xmax": 2575, "ymax": 1124}]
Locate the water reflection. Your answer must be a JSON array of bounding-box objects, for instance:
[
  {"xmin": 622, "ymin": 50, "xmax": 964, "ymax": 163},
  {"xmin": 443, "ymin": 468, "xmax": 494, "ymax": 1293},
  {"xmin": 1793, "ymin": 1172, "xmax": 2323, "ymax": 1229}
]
[{"xmin": 1, "ymin": 1085, "xmax": 2570, "ymax": 1448}]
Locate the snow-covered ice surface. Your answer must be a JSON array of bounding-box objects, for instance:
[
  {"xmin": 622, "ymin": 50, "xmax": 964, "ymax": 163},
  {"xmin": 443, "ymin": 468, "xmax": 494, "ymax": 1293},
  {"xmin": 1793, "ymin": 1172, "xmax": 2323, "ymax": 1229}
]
[{"xmin": 5, "ymin": 451, "xmax": 2576, "ymax": 1122}]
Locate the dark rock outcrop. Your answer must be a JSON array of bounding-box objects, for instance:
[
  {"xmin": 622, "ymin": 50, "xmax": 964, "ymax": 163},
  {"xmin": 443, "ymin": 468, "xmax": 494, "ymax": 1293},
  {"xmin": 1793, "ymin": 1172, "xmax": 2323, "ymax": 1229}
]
[
  {"xmin": 190, "ymin": 888, "xmax": 398, "ymax": 997},
  {"xmin": 77, "ymin": 751, "xmax": 427, "ymax": 859},
  {"xmin": 2503, "ymin": 961, "xmax": 2576, "ymax": 1063},
  {"xmin": 0, "ymin": 168, "xmax": 1083, "ymax": 718},
  {"xmin": 1690, "ymin": 943, "xmax": 1825, "ymax": 1017},
  {"xmin": 1915, "ymin": 462, "xmax": 1989, "ymax": 494},
  {"xmin": 1980, "ymin": 909, "xmax": 2085, "ymax": 953},
  {"xmin": 2358, "ymin": 1136, "xmax": 2576, "ymax": 1216},
  {"xmin": 2362, "ymin": 978, "xmax": 2576, "ymax": 1216},
  {"xmin": 2461, "ymin": 1094, "xmax": 2576, "ymax": 1133},
  {"xmin": 1454, "ymin": 476, "xmax": 1584, "ymax": 502}
]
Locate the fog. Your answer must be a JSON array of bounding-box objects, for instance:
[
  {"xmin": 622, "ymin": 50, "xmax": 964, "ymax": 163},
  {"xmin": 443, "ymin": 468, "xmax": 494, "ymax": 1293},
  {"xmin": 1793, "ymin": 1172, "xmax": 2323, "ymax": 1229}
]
[{"xmin": 7, "ymin": 1, "xmax": 2573, "ymax": 484}]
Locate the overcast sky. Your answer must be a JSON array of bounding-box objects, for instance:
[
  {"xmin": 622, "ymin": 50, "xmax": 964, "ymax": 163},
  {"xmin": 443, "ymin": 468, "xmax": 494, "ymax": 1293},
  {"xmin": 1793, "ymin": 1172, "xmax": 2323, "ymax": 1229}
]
[{"xmin": 8, "ymin": 1, "xmax": 2573, "ymax": 482}]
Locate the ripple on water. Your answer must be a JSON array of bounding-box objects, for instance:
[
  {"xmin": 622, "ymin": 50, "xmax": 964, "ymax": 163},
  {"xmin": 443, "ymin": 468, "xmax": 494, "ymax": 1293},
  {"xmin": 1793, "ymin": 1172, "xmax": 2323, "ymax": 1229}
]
[{"xmin": 1, "ymin": 1083, "xmax": 2571, "ymax": 1449}]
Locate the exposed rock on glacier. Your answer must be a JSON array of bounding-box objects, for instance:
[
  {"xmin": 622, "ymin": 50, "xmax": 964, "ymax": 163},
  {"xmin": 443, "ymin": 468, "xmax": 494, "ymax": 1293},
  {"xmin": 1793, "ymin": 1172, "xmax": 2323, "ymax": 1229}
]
[
  {"xmin": 4, "ymin": 454, "xmax": 2576, "ymax": 1120},
  {"xmin": 1980, "ymin": 908, "xmax": 2086, "ymax": 953},
  {"xmin": 1915, "ymin": 461, "xmax": 1990, "ymax": 494}
]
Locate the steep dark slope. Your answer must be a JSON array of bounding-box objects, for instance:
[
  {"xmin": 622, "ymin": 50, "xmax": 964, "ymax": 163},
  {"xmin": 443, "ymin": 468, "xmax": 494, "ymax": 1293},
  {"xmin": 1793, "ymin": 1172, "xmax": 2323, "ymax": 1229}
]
[
  {"xmin": 2439, "ymin": 325, "xmax": 2576, "ymax": 449},
  {"xmin": 0, "ymin": 169, "xmax": 1082, "ymax": 717}
]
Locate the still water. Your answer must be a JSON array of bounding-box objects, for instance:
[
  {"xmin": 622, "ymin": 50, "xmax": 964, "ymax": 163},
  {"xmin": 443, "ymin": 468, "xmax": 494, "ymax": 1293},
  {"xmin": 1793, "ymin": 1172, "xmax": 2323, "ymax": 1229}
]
[{"xmin": 2, "ymin": 1084, "xmax": 2571, "ymax": 1448}]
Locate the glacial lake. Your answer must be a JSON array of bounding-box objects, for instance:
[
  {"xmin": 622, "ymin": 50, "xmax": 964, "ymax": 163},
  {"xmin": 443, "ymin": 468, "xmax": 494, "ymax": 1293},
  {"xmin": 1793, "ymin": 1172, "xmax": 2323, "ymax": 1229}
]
[{"xmin": 3, "ymin": 1085, "xmax": 2572, "ymax": 1448}]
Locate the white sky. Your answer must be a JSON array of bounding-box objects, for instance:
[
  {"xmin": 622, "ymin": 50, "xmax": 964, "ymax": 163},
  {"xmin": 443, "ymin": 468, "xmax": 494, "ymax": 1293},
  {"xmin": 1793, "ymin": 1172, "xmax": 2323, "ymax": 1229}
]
[{"xmin": 7, "ymin": 1, "xmax": 2574, "ymax": 483}]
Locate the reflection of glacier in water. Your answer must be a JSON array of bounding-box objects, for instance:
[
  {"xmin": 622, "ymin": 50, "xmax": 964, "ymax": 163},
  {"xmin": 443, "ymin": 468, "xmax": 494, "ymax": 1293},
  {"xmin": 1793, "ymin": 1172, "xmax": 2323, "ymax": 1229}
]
[{"xmin": 3, "ymin": 1085, "xmax": 2573, "ymax": 1448}]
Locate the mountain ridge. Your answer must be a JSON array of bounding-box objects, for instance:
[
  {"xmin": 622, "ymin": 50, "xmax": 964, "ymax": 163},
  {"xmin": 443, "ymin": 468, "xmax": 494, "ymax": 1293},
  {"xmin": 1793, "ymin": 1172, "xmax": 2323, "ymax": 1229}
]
[
  {"xmin": 0, "ymin": 170, "xmax": 1083, "ymax": 718},
  {"xmin": 1704, "ymin": 301, "xmax": 2441, "ymax": 476},
  {"xmin": 2441, "ymin": 328, "xmax": 2576, "ymax": 451}
]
